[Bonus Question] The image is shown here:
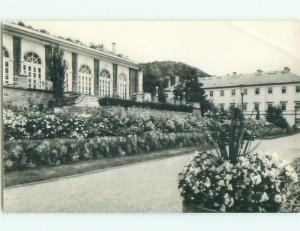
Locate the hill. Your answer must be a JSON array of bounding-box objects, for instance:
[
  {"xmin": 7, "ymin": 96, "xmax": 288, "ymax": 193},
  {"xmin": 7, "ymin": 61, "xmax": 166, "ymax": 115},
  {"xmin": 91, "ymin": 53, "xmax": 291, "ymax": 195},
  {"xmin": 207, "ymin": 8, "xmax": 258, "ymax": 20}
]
[{"xmin": 140, "ymin": 61, "xmax": 210, "ymax": 96}]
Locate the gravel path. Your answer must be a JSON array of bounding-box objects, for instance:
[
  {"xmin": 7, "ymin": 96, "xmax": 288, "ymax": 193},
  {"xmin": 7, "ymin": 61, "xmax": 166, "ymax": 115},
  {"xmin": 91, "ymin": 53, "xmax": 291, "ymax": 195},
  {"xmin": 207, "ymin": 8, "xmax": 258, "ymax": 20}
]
[
  {"xmin": 3, "ymin": 133, "xmax": 300, "ymax": 213},
  {"xmin": 4, "ymin": 154, "xmax": 194, "ymax": 212}
]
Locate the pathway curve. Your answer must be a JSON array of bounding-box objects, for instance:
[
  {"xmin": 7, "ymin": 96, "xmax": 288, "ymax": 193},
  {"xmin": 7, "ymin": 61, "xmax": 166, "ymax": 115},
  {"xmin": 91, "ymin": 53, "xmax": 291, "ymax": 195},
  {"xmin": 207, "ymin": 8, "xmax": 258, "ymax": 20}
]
[{"xmin": 4, "ymin": 134, "xmax": 300, "ymax": 212}]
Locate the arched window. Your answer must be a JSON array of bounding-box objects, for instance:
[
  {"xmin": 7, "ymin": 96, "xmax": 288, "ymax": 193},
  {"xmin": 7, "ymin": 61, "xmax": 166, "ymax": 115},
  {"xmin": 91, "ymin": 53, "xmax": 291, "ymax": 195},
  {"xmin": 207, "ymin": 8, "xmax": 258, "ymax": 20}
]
[
  {"xmin": 23, "ymin": 51, "xmax": 43, "ymax": 89},
  {"xmin": 64, "ymin": 61, "xmax": 73, "ymax": 92},
  {"xmin": 99, "ymin": 69, "xmax": 113, "ymax": 97},
  {"xmin": 78, "ymin": 64, "xmax": 93, "ymax": 95},
  {"xmin": 118, "ymin": 72, "xmax": 128, "ymax": 99},
  {"xmin": 3, "ymin": 47, "xmax": 11, "ymax": 85}
]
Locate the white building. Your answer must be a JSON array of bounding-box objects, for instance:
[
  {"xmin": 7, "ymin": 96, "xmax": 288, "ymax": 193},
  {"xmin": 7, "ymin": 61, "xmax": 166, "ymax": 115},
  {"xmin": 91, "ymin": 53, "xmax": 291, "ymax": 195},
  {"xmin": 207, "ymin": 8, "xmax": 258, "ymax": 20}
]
[
  {"xmin": 2, "ymin": 22, "xmax": 143, "ymax": 100},
  {"xmin": 201, "ymin": 68, "xmax": 300, "ymax": 126}
]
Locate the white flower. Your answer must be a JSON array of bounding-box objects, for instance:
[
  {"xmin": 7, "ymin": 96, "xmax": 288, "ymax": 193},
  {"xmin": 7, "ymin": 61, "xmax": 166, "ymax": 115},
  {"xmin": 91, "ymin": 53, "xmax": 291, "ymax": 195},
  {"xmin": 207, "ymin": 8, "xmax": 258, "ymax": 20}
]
[
  {"xmin": 218, "ymin": 180, "xmax": 225, "ymax": 187},
  {"xmin": 260, "ymin": 192, "xmax": 269, "ymax": 202},
  {"xmin": 204, "ymin": 178, "xmax": 211, "ymax": 188},
  {"xmin": 274, "ymin": 194, "xmax": 282, "ymax": 203}
]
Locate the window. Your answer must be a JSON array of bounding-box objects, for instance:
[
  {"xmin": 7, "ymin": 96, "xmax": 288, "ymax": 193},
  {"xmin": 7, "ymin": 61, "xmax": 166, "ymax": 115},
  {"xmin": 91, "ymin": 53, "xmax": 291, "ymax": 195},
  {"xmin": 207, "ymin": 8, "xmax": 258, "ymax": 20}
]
[
  {"xmin": 268, "ymin": 87, "xmax": 273, "ymax": 94},
  {"xmin": 282, "ymin": 86, "xmax": 286, "ymax": 94},
  {"xmin": 209, "ymin": 90, "xmax": 213, "ymax": 97},
  {"xmin": 99, "ymin": 69, "xmax": 112, "ymax": 97},
  {"xmin": 3, "ymin": 46, "xmax": 11, "ymax": 85},
  {"xmin": 219, "ymin": 104, "xmax": 225, "ymax": 110},
  {"xmin": 281, "ymin": 102, "xmax": 287, "ymax": 111},
  {"xmin": 254, "ymin": 103, "xmax": 260, "ymax": 111},
  {"xmin": 220, "ymin": 90, "xmax": 224, "ymax": 96},
  {"xmin": 267, "ymin": 102, "xmax": 273, "ymax": 110},
  {"xmin": 243, "ymin": 88, "xmax": 248, "ymax": 95},
  {"xmin": 296, "ymin": 85, "xmax": 300, "ymax": 93},
  {"xmin": 255, "ymin": 88, "xmax": 260, "ymax": 95},
  {"xmin": 118, "ymin": 73, "xmax": 128, "ymax": 99},
  {"xmin": 230, "ymin": 103, "xmax": 236, "ymax": 108},
  {"xmin": 231, "ymin": 89, "xmax": 235, "ymax": 96},
  {"xmin": 242, "ymin": 103, "xmax": 247, "ymax": 111},
  {"xmin": 78, "ymin": 64, "xmax": 93, "ymax": 95},
  {"xmin": 23, "ymin": 51, "xmax": 43, "ymax": 89}
]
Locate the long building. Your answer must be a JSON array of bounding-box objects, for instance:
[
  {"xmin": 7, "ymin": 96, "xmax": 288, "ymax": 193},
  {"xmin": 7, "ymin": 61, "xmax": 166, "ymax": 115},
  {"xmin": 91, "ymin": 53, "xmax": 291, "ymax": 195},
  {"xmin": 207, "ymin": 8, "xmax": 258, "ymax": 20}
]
[
  {"xmin": 201, "ymin": 68, "xmax": 300, "ymax": 126},
  {"xmin": 2, "ymin": 22, "xmax": 143, "ymax": 101}
]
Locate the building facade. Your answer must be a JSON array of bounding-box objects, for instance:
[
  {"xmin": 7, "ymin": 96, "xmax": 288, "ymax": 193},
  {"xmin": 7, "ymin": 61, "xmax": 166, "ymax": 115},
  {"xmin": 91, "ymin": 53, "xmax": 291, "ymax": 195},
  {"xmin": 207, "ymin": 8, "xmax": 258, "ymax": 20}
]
[
  {"xmin": 201, "ymin": 68, "xmax": 300, "ymax": 126},
  {"xmin": 2, "ymin": 22, "xmax": 143, "ymax": 100}
]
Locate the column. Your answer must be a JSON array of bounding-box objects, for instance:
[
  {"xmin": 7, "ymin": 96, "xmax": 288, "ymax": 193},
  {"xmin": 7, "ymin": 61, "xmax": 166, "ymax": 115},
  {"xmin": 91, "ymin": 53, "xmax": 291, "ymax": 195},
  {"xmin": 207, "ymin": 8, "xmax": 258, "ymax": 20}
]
[
  {"xmin": 94, "ymin": 59, "xmax": 99, "ymax": 96},
  {"xmin": 72, "ymin": 52, "xmax": 78, "ymax": 93}
]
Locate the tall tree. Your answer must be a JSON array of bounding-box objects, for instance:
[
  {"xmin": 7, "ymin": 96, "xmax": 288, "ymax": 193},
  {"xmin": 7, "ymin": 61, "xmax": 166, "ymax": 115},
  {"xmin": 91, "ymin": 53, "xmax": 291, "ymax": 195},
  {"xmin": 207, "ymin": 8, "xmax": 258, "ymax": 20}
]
[
  {"xmin": 49, "ymin": 45, "xmax": 66, "ymax": 100},
  {"xmin": 176, "ymin": 68, "xmax": 210, "ymax": 114}
]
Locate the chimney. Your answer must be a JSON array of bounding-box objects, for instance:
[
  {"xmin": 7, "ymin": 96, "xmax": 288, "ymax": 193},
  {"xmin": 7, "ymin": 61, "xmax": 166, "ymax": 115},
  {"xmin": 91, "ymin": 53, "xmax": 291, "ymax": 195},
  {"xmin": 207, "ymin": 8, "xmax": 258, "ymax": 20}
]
[
  {"xmin": 112, "ymin": 42, "xmax": 116, "ymax": 55},
  {"xmin": 283, "ymin": 67, "xmax": 290, "ymax": 73},
  {"xmin": 232, "ymin": 72, "xmax": 237, "ymax": 76},
  {"xmin": 257, "ymin": 69, "xmax": 263, "ymax": 75}
]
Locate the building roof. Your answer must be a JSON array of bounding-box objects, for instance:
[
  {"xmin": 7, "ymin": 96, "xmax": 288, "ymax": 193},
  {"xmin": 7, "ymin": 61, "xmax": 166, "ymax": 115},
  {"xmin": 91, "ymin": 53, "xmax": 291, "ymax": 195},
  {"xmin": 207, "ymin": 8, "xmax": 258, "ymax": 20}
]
[
  {"xmin": 200, "ymin": 69, "xmax": 300, "ymax": 89},
  {"xmin": 3, "ymin": 22, "xmax": 140, "ymax": 69}
]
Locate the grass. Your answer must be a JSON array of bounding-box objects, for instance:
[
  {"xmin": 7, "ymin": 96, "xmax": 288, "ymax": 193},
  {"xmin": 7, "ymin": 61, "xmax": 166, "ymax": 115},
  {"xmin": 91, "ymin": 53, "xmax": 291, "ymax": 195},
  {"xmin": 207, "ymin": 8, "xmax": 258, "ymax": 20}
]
[{"xmin": 4, "ymin": 145, "xmax": 210, "ymax": 188}]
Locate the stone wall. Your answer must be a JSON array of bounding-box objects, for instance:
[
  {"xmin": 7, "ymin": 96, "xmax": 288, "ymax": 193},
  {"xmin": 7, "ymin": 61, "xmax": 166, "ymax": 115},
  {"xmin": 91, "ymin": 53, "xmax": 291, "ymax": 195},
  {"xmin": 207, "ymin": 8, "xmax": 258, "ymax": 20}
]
[{"xmin": 3, "ymin": 86, "xmax": 53, "ymax": 109}]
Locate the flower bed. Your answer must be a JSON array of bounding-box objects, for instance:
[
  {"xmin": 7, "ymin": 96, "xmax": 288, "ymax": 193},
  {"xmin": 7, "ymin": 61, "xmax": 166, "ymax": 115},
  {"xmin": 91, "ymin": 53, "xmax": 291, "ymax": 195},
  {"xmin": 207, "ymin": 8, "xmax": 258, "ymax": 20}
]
[
  {"xmin": 4, "ymin": 132, "xmax": 206, "ymax": 171},
  {"xmin": 3, "ymin": 108, "xmax": 207, "ymax": 141},
  {"xmin": 178, "ymin": 107, "xmax": 299, "ymax": 213},
  {"xmin": 179, "ymin": 151, "xmax": 298, "ymax": 212}
]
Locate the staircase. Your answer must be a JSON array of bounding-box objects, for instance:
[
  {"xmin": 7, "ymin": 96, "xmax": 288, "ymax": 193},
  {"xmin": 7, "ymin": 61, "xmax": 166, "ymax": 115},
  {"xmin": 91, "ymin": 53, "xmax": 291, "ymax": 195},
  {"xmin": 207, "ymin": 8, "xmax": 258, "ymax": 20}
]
[{"xmin": 53, "ymin": 92, "xmax": 99, "ymax": 113}]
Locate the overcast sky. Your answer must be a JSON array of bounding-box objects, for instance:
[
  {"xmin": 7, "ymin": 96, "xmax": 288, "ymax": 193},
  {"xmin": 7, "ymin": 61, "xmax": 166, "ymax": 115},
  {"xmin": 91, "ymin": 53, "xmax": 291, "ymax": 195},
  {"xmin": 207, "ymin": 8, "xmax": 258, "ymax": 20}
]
[{"xmin": 25, "ymin": 20, "xmax": 300, "ymax": 76}]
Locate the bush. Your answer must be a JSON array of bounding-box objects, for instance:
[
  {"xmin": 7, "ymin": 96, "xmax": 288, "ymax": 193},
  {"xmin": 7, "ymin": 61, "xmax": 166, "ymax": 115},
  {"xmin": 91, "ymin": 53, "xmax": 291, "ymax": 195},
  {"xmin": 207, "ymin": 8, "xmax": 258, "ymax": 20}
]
[
  {"xmin": 99, "ymin": 97, "xmax": 193, "ymax": 112},
  {"xmin": 179, "ymin": 151, "xmax": 298, "ymax": 212},
  {"xmin": 265, "ymin": 105, "xmax": 289, "ymax": 129},
  {"xmin": 4, "ymin": 132, "xmax": 206, "ymax": 171}
]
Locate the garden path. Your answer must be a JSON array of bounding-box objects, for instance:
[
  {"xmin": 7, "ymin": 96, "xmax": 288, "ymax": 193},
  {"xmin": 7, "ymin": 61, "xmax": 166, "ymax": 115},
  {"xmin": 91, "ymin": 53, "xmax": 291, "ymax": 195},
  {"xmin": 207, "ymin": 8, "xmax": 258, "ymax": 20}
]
[{"xmin": 3, "ymin": 133, "xmax": 300, "ymax": 212}]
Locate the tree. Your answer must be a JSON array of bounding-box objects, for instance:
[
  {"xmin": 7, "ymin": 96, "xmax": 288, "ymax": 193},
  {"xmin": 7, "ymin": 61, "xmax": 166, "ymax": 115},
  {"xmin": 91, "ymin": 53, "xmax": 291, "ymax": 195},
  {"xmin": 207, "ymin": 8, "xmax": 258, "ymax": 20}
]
[
  {"xmin": 49, "ymin": 45, "xmax": 66, "ymax": 100},
  {"xmin": 174, "ymin": 68, "xmax": 210, "ymax": 114},
  {"xmin": 265, "ymin": 105, "xmax": 289, "ymax": 129}
]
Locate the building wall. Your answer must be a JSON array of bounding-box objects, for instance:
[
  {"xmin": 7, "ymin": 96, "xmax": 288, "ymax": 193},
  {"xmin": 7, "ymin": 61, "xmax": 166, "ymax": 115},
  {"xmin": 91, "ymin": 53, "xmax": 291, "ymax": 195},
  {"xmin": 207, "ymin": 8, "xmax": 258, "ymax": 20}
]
[
  {"xmin": 3, "ymin": 86, "xmax": 53, "ymax": 109},
  {"xmin": 64, "ymin": 50, "xmax": 73, "ymax": 92},
  {"xmin": 205, "ymin": 83, "xmax": 300, "ymax": 125},
  {"xmin": 2, "ymin": 25, "xmax": 141, "ymax": 102},
  {"xmin": 2, "ymin": 33, "xmax": 14, "ymax": 85}
]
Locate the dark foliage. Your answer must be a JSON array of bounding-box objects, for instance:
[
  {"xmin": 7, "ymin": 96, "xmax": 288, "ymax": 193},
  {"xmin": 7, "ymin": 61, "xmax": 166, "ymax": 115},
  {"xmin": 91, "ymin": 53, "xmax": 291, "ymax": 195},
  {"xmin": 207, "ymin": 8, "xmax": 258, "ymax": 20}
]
[
  {"xmin": 265, "ymin": 105, "xmax": 289, "ymax": 129},
  {"xmin": 99, "ymin": 97, "xmax": 193, "ymax": 112}
]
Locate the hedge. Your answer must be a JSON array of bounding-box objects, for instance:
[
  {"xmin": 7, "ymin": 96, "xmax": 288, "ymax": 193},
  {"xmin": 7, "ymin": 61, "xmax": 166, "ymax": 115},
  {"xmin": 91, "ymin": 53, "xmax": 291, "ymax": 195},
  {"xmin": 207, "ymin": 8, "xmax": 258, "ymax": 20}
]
[
  {"xmin": 99, "ymin": 97, "xmax": 193, "ymax": 112},
  {"xmin": 4, "ymin": 132, "xmax": 206, "ymax": 171}
]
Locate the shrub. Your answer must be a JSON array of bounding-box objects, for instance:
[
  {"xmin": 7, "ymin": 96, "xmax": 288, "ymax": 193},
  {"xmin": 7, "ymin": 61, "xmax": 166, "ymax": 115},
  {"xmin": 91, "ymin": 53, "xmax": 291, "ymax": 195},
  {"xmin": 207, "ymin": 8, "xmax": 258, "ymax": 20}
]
[
  {"xmin": 179, "ymin": 151, "xmax": 298, "ymax": 212},
  {"xmin": 99, "ymin": 97, "xmax": 193, "ymax": 112},
  {"xmin": 265, "ymin": 105, "xmax": 289, "ymax": 129},
  {"xmin": 4, "ymin": 132, "xmax": 206, "ymax": 171}
]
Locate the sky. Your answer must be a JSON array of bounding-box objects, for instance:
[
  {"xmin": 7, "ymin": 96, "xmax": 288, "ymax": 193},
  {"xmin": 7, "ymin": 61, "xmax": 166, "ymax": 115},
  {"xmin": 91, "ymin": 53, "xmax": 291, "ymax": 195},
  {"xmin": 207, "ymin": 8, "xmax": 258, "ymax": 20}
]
[{"xmin": 24, "ymin": 20, "xmax": 300, "ymax": 76}]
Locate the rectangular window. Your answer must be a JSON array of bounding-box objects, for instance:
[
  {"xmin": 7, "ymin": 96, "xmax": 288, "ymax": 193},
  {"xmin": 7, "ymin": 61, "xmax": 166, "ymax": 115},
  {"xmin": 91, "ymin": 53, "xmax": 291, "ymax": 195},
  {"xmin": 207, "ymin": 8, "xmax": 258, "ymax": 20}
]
[
  {"xmin": 230, "ymin": 103, "xmax": 236, "ymax": 108},
  {"xmin": 268, "ymin": 87, "xmax": 273, "ymax": 94},
  {"xmin": 231, "ymin": 89, "xmax": 235, "ymax": 96},
  {"xmin": 296, "ymin": 85, "xmax": 300, "ymax": 93},
  {"xmin": 243, "ymin": 89, "xmax": 247, "ymax": 95},
  {"xmin": 255, "ymin": 88, "xmax": 260, "ymax": 95},
  {"xmin": 254, "ymin": 103, "xmax": 260, "ymax": 111},
  {"xmin": 220, "ymin": 90, "xmax": 224, "ymax": 96},
  {"xmin": 267, "ymin": 102, "xmax": 273, "ymax": 110},
  {"xmin": 209, "ymin": 90, "xmax": 213, "ymax": 97},
  {"xmin": 282, "ymin": 86, "xmax": 286, "ymax": 94},
  {"xmin": 219, "ymin": 104, "xmax": 225, "ymax": 110},
  {"xmin": 242, "ymin": 103, "xmax": 247, "ymax": 111},
  {"xmin": 281, "ymin": 102, "xmax": 287, "ymax": 111}
]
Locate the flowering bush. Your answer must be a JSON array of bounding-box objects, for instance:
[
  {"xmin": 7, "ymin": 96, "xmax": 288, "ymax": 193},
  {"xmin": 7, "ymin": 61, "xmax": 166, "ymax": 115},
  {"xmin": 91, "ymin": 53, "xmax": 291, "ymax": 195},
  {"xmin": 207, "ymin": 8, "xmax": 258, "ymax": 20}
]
[
  {"xmin": 4, "ymin": 132, "xmax": 206, "ymax": 171},
  {"xmin": 3, "ymin": 108, "xmax": 209, "ymax": 141},
  {"xmin": 178, "ymin": 151, "xmax": 298, "ymax": 212}
]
